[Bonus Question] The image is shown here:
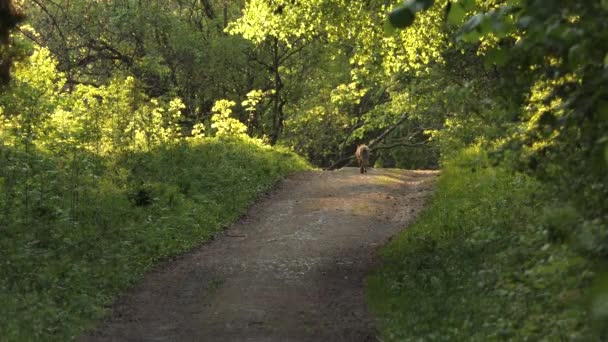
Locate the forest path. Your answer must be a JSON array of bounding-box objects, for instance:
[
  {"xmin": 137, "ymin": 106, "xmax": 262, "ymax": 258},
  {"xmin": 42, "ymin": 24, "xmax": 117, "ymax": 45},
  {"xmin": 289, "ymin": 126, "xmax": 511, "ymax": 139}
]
[{"xmin": 82, "ymin": 168, "xmax": 438, "ymax": 342}]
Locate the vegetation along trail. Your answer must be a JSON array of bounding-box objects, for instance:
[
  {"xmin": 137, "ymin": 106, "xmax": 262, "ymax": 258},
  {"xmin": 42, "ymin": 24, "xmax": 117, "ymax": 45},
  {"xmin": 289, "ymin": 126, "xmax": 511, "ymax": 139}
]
[{"xmin": 81, "ymin": 168, "xmax": 438, "ymax": 341}]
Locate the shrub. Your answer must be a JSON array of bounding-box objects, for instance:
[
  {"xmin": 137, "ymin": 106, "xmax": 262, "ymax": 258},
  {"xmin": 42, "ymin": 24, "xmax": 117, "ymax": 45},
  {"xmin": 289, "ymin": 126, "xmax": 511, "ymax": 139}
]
[{"xmin": 367, "ymin": 147, "xmax": 595, "ymax": 340}]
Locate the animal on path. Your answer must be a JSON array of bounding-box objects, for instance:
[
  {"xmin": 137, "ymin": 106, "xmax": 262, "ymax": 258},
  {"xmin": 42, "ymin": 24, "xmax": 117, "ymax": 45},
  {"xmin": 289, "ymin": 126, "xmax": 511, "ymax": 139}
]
[{"xmin": 356, "ymin": 145, "xmax": 370, "ymax": 174}]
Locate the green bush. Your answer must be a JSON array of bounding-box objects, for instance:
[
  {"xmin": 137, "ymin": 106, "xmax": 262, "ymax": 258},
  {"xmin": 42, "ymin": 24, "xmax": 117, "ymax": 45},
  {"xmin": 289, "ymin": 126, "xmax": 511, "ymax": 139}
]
[
  {"xmin": 367, "ymin": 146, "xmax": 595, "ymax": 340},
  {"xmin": 0, "ymin": 137, "xmax": 309, "ymax": 341}
]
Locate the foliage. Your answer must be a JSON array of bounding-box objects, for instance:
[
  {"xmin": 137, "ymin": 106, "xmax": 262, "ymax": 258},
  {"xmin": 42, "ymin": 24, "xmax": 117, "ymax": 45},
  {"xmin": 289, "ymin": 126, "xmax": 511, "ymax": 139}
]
[
  {"xmin": 379, "ymin": 2, "xmax": 608, "ymax": 336},
  {"xmin": 211, "ymin": 99, "xmax": 248, "ymax": 137},
  {"xmin": 368, "ymin": 148, "xmax": 597, "ymax": 340},
  {"xmin": 0, "ymin": 46, "xmax": 310, "ymax": 340},
  {"xmin": 22, "ymin": 0, "xmax": 255, "ymax": 122},
  {"xmin": 4, "ymin": 0, "xmax": 607, "ymax": 339},
  {"xmin": 18, "ymin": 0, "xmax": 445, "ymax": 167}
]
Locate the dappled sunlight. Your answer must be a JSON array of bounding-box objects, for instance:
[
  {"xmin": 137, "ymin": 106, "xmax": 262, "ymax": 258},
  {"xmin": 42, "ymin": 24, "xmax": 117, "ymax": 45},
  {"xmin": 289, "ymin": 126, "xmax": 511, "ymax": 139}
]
[
  {"xmin": 78, "ymin": 168, "xmax": 437, "ymax": 341},
  {"xmin": 1, "ymin": 0, "xmax": 605, "ymax": 339}
]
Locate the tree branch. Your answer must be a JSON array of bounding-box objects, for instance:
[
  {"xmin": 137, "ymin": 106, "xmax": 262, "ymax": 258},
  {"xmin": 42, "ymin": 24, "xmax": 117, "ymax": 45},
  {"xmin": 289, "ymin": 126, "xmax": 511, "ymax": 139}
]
[
  {"xmin": 368, "ymin": 112, "xmax": 409, "ymax": 148},
  {"xmin": 30, "ymin": 0, "xmax": 68, "ymax": 47},
  {"xmin": 201, "ymin": 0, "xmax": 216, "ymax": 19},
  {"xmin": 15, "ymin": 27, "xmax": 46, "ymax": 47},
  {"xmin": 86, "ymin": 39, "xmax": 134, "ymax": 66},
  {"xmin": 371, "ymin": 141, "xmax": 427, "ymax": 152},
  {"xmin": 325, "ymin": 113, "xmax": 411, "ymax": 170}
]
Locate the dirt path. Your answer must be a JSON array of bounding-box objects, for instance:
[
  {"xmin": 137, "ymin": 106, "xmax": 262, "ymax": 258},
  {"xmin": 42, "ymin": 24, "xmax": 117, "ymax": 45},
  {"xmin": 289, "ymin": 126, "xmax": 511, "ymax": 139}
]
[{"xmin": 82, "ymin": 168, "xmax": 438, "ymax": 342}]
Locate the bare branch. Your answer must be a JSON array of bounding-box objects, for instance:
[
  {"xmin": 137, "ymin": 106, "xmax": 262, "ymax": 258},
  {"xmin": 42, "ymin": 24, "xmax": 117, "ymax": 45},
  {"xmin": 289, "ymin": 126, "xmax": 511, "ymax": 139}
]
[
  {"xmin": 326, "ymin": 113, "xmax": 411, "ymax": 170},
  {"xmin": 371, "ymin": 141, "xmax": 427, "ymax": 152},
  {"xmin": 15, "ymin": 26, "xmax": 46, "ymax": 47},
  {"xmin": 368, "ymin": 113, "xmax": 409, "ymax": 148},
  {"xmin": 30, "ymin": 0, "xmax": 68, "ymax": 47}
]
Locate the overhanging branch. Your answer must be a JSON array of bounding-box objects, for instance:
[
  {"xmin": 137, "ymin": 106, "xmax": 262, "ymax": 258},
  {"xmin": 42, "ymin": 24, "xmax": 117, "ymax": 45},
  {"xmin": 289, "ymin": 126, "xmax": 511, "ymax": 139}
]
[{"xmin": 325, "ymin": 113, "xmax": 415, "ymax": 170}]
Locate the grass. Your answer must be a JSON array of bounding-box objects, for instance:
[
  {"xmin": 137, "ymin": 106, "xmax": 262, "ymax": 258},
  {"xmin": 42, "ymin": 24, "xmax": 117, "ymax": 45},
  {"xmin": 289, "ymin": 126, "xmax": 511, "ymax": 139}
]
[
  {"xmin": 0, "ymin": 137, "xmax": 310, "ymax": 341},
  {"xmin": 367, "ymin": 146, "xmax": 596, "ymax": 341}
]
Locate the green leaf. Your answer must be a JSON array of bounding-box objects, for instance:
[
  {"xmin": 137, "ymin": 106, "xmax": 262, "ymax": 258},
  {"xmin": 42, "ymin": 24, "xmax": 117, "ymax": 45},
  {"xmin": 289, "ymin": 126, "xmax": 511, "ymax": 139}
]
[
  {"xmin": 459, "ymin": 0, "xmax": 476, "ymax": 11},
  {"xmin": 485, "ymin": 48, "xmax": 508, "ymax": 67},
  {"xmin": 460, "ymin": 30, "xmax": 481, "ymax": 42},
  {"xmin": 479, "ymin": 15, "xmax": 494, "ymax": 34},
  {"xmin": 597, "ymin": 101, "xmax": 608, "ymax": 122},
  {"xmin": 383, "ymin": 19, "xmax": 397, "ymax": 36},
  {"xmin": 459, "ymin": 14, "xmax": 486, "ymax": 42},
  {"xmin": 604, "ymin": 53, "xmax": 608, "ymax": 67},
  {"xmin": 592, "ymin": 138, "xmax": 608, "ymax": 172},
  {"xmin": 517, "ymin": 15, "xmax": 534, "ymax": 29},
  {"xmin": 568, "ymin": 44, "xmax": 586, "ymax": 69},
  {"xmin": 447, "ymin": 3, "xmax": 466, "ymax": 25},
  {"xmin": 388, "ymin": 5, "xmax": 416, "ymax": 29},
  {"xmin": 462, "ymin": 13, "xmax": 485, "ymax": 33},
  {"xmin": 491, "ymin": 17, "xmax": 514, "ymax": 38}
]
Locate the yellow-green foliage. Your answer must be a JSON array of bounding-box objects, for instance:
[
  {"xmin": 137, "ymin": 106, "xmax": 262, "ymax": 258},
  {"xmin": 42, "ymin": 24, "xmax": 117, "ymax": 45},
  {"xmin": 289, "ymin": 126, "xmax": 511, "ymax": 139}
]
[
  {"xmin": 367, "ymin": 147, "xmax": 596, "ymax": 340},
  {"xmin": 0, "ymin": 47, "xmax": 310, "ymax": 341},
  {"xmin": 2, "ymin": 47, "xmax": 184, "ymax": 155},
  {"xmin": 0, "ymin": 138, "xmax": 309, "ymax": 341},
  {"xmin": 210, "ymin": 99, "xmax": 248, "ymax": 138}
]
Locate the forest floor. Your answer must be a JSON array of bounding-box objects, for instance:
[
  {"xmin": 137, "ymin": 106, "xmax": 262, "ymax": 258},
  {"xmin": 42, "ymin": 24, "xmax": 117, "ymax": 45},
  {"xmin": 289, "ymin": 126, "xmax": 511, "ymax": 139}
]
[{"xmin": 80, "ymin": 167, "xmax": 438, "ymax": 342}]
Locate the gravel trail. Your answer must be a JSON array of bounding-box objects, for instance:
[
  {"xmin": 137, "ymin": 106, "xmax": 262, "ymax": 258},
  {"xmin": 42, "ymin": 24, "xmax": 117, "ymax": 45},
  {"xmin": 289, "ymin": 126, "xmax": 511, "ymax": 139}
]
[{"xmin": 82, "ymin": 168, "xmax": 438, "ymax": 342}]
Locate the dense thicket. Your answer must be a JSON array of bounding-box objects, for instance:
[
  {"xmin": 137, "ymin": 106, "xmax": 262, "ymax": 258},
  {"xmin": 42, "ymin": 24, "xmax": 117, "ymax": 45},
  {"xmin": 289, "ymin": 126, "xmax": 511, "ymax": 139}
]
[
  {"xmin": 16, "ymin": 0, "xmax": 437, "ymax": 167},
  {"xmin": 0, "ymin": 1, "xmax": 313, "ymax": 339},
  {"xmin": 373, "ymin": 0, "xmax": 608, "ymax": 338}
]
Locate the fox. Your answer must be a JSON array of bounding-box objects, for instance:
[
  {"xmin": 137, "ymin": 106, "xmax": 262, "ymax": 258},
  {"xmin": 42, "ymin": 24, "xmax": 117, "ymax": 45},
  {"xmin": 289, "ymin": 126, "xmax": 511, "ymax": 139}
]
[{"xmin": 355, "ymin": 144, "xmax": 370, "ymax": 174}]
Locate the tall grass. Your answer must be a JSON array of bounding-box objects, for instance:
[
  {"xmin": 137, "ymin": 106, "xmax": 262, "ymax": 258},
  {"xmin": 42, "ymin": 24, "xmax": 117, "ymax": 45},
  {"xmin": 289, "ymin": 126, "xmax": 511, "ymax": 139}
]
[
  {"xmin": 367, "ymin": 147, "xmax": 594, "ymax": 340},
  {"xmin": 0, "ymin": 137, "xmax": 309, "ymax": 341}
]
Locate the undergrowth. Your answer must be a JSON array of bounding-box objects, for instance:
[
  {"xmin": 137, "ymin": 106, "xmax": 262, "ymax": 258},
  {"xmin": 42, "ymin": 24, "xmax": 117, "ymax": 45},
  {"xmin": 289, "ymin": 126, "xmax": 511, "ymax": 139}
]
[
  {"xmin": 367, "ymin": 146, "xmax": 597, "ymax": 340},
  {"xmin": 0, "ymin": 137, "xmax": 309, "ymax": 341}
]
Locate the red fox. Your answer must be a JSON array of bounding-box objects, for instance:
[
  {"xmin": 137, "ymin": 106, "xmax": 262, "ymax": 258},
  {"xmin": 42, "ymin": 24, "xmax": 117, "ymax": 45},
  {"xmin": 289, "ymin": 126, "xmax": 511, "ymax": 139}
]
[{"xmin": 356, "ymin": 145, "xmax": 370, "ymax": 174}]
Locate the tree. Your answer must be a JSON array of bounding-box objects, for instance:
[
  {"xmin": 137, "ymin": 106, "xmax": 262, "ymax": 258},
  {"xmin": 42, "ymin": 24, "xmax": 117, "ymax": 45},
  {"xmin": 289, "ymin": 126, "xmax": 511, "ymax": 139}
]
[
  {"xmin": 0, "ymin": 0, "xmax": 25, "ymax": 85},
  {"xmin": 22, "ymin": 0, "xmax": 255, "ymax": 123}
]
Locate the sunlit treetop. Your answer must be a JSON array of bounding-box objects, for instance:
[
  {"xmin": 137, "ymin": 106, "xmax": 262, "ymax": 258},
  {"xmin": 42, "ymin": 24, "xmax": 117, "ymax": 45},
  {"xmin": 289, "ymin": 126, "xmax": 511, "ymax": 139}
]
[
  {"xmin": 229, "ymin": 0, "xmax": 448, "ymax": 84},
  {"xmin": 227, "ymin": 0, "xmax": 325, "ymax": 46}
]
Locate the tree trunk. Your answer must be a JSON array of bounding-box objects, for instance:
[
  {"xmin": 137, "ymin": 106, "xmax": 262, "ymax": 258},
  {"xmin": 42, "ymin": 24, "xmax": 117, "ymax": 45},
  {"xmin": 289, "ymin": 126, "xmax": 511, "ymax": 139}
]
[
  {"xmin": 223, "ymin": 0, "xmax": 228, "ymax": 29},
  {"xmin": 269, "ymin": 37, "xmax": 284, "ymax": 145},
  {"xmin": 0, "ymin": 0, "xmax": 24, "ymax": 85}
]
